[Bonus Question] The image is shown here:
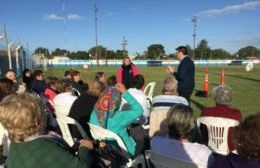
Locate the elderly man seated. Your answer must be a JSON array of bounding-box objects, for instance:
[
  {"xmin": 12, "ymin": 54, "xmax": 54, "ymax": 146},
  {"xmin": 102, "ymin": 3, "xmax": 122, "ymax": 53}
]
[
  {"xmin": 149, "ymin": 77, "xmax": 188, "ymax": 137},
  {"xmin": 200, "ymin": 85, "xmax": 242, "ymax": 152}
]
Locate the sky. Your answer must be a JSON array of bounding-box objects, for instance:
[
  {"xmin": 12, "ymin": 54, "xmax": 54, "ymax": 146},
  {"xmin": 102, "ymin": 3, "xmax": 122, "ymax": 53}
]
[{"xmin": 0, "ymin": 0, "xmax": 260, "ymax": 55}]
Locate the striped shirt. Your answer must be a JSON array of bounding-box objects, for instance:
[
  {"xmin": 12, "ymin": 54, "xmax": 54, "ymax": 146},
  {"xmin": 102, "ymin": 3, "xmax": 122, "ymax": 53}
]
[{"xmin": 152, "ymin": 95, "xmax": 188, "ymax": 110}]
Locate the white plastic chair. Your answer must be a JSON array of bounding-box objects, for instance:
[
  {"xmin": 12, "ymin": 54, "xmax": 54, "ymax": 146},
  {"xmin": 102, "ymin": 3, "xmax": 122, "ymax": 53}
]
[
  {"xmin": 56, "ymin": 114, "xmax": 87, "ymax": 147},
  {"xmin": 144, "ymin": 82, "xmax": 156, "ymax": 109},
  {"xmin": 89, "ymin": 123, "xmax": 146, "ymax": 168},
  {"xmin": 0, "ymin": 123, "xmax": 10, "ymax": 157},
  {"xmin": 145, "ymin": 150, "xmax": 204, "ymax": 168},
  {"xmin": 72, "ymin": 88, "xmax": 81, "ymax": 96},
  {"xmin": 197, "ymin": 116, "xmax": 239, "ymax": 155},
  {"xmin": 149, "ymin": 109, "xmax": 169, "ymax": 138}
]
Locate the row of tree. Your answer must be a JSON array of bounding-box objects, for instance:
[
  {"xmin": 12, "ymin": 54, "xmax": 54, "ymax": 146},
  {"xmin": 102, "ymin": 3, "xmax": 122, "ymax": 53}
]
[
  {"xmin": 34, "ymin": 46, "xmax": 127, "ymax": 60},
  {"xmin": 34, "ymin": 39, "xmax": 260, "ymax": 60}
]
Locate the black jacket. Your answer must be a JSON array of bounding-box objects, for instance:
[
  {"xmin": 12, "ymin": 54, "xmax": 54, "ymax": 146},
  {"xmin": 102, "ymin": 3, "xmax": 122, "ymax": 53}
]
[
  {"xmin": 173, "ymin": 56, "xmax": 195, "ymax": 95},
  {"xmin": 69, "ymin": 92, "xmax": 99, "ymax": 139},
  {"xmin": 31, "ymin": 79, "xmax": 47, "ymax": 96}
]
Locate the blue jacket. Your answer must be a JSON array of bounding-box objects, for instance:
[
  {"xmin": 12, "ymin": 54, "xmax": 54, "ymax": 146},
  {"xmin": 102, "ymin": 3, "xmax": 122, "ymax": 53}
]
[
  {"xmin": 90, "ymin": 91, "xmax": 143, "ymax": 157},
  {"xmin": 173, "ymin": 56, "xmax": 195, "ymax": 94}
]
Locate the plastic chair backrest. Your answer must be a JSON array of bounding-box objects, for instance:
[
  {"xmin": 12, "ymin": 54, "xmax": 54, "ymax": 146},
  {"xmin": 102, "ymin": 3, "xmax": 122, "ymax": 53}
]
[
  {"xmin": 144, "ymin": 82, "xmax": 156, "ymax": 100},
  {"xmin": 88, "ymin": 123, "xmax": 130, "ymax": 159},
  {"xmin": 0, "ymin": 123, "xmax": 10, "ymax": 157},
  {"xmin": 145, "ymin": 150, "xmax": 202, "ymax": 168},
  {"xmin": 197, "ymin": 116, "xmax": 239, "ymax": 155},
  {"xmin": 149, "ymin": 109, "xmax": 169, "ymax": 138},
  {"xmin": 56, "ymin": 114, "xmax": 87, "ymax": 146}
]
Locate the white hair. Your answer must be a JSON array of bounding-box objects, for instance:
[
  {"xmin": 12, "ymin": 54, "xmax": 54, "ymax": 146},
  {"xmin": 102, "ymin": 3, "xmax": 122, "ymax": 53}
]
[{"xmin": 213, "ymin": 85, "xmax": 233, "ymax": 105}]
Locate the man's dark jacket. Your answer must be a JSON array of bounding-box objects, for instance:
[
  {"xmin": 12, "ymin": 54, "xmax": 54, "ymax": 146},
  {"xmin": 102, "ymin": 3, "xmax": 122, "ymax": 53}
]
[{"xmin": 173, "ymin": 56, "xmax": 195, "ymax": 96}]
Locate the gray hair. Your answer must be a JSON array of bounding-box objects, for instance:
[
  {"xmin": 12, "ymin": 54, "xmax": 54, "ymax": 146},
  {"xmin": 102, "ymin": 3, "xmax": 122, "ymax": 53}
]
[
  {"xmin": 162, "ymin": 77, "xmax": 178, "ymax": 94},
  {"xmin": 213, "ymin": 85, "xmax": 233, "ymax": 105}
]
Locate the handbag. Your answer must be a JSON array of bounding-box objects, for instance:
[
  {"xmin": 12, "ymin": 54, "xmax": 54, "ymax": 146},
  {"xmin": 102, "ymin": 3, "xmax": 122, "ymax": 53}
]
[{"xmin": 93, "ymin": 140, "xmax": 128, "ymax": 168}]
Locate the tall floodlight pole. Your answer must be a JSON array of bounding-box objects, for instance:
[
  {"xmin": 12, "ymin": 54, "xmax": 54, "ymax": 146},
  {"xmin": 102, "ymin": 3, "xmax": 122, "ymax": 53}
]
[
  {"xmin": 122, "ymin": 36, "xmax": 127, "ymax": 57},
  {"xmin": 192, "ymin": 16, "xmax": 197, "ymax": 59},
  {"xmin": 94, "ymin": 4, "xmax": 99, "ymax": 66},
  {"xmin": 15, "ymin": 45, "xmax": 22, "ymax": 75},
  {"xmin": 8, "ymin": 42, "xmax": 15, "ymax": 69},
  {"xmin": 3, "ymin": 25, "xmax": 10, "ymax": 65}
]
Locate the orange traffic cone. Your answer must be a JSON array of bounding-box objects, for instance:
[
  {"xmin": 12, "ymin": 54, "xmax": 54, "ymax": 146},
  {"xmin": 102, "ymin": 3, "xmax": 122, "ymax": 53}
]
[
  {"xmin": 221, "ymin": 67, "xmax": 225, "ymax": 85},
  {"xmin": 203, "ymin": 68, "xmax": 209, "ymax": 96}
]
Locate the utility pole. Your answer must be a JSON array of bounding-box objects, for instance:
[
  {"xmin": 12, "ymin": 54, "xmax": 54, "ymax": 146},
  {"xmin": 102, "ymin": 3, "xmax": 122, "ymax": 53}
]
[
  {"xmin": 94, "ymin": 4, "xmax": 99, "ymax": 66},
  {"xmin": 122, "ymin": 36, "xmax": 127, "ymax": 57},
  {"xmin": 105, "ymin": 48, "xmax": 108, "ymax": 67},
  {"xmin": 192, "ymin": 16, "xmax": 197, "ymax": 59}
]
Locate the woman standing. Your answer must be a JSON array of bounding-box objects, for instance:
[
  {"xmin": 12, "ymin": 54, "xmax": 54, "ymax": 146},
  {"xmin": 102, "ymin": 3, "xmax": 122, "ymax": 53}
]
[{"xmin": 117, "ymin": 57, "xmax": 139, "ymax": 89}]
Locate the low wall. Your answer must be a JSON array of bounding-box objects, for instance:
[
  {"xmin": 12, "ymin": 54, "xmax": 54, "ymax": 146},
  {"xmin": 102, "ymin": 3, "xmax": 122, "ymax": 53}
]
[{"xmin": 42, "ymin": 59, "xmax": 260, "ymax": 68}]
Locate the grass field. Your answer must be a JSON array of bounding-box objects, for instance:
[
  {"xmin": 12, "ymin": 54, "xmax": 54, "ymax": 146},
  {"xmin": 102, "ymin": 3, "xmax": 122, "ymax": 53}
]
[{"xmin": 45, "ymin": 66, "xmax": 260, "ymax": 118}]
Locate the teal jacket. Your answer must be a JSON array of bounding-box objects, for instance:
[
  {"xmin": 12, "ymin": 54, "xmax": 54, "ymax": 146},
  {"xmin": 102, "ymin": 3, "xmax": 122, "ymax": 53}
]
[{"xmin": 90, "ymin": 91, "xmax": 143, "ymax": 157}]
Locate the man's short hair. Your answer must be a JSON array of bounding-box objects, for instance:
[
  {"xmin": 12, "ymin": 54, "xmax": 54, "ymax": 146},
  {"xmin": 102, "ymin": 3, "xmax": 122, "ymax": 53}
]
[
  {"xmin": 175, "ymin": 46, "xmax": 188, "ymax": 55},
  {"xmin": 5, "ymin": 70, "xmax": 16, "ymax": 80},
  {"xmin": 64, "ymin": 70, "xmax": 71, "ymax": 78},
  {"xmin": 162, "ymin": 77, "xmax": 178, "ymax": 94},
  {"xmin": 33, "ymin": 70, "xmax": 43, "ymax": 77},
  {"xmin": 5, "ymin": 70, "xmax": 16, "ymax": 75},
  {"xmin": 132, "ymin": 74, "xmax": 145, "ymax": 90}
]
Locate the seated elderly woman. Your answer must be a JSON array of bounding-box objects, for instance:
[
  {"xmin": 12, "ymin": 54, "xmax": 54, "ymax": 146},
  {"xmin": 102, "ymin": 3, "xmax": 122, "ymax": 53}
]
[
  {"xmin": 200, "ymin": 85, "xmax": 242, "ymax": 151},
  {"xmin": 90, "ymin": 83, "xmax": 143, "ymax": 158},
  {"xmin": 0, "ymin": 93, "xmax": 93, "ymax": 168},
  {"xmin": 213, "ymin": 112, "xmax": 260, "ymax": 168},
  {"xmin": 151, "ymin": 104, "xmax": 214, "ymax": 168}
]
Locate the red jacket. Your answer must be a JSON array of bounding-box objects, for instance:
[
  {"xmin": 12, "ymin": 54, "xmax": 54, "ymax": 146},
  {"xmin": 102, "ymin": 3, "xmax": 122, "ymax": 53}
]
[
  {"xmin": 117, "ymin": 64, "xmax": 139, "ymax": 83},
  {"xmin": 44, "ymin": 88, "xmax": 57, "ymax": 102},
  {"xmin": 200, "ymin": 104, "xmax": 242, "ymax": 151}
]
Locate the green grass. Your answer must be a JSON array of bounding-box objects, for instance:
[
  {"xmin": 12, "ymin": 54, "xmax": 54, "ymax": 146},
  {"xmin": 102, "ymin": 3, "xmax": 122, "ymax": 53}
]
[{"xmin": 45, "ymin": 66, "xmax": 260, "ymax": 118}]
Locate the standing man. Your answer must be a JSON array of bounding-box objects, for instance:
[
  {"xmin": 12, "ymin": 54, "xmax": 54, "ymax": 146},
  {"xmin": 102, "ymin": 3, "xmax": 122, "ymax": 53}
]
[{"xmin": 166, "ymin": 46, "xmax": 195, "ymax": 102}]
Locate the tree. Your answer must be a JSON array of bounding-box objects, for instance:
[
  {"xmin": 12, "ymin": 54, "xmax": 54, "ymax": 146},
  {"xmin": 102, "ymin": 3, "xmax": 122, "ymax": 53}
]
[
  {"xmin": 211, "ymin": 49, "xmax": 231, "ymax": 59},
  {"xmin": 236, "ymin": 46, "xmax": 259, "ymax": 59},
  {"xmin": 34, "ymin": 47, "xmax": 52, "ymax": 59},
  {"xmin": 106, "ymin": 50, "xmax": 116, "ymax": 59},
  {"xmin": 186, "ymin": 44, "xmax": 194, "ymax": 58},
  {"xmin": 88, "ymin": 45, "xmax": 107, "ymax": 59},
  {"xmin": 51, "ymin": 48, "xmax": 70, "ymax": 57},
  {"xmin": 115, "ymin": 50, "xmax": 127, "ymax": 59},
  {"xmin": 147, "ymin": 44, "xmax": 165, "ymax": 59},
  {"xmin": 167, "ymin": 53, "xmax": 177, "ymax": 60},
  {"xmin": 196, "ymin": 39, "xmax": 211, "ymax": 60},
  {"xmin": 68, "ymin": 51, "xmax": 89, "ymax": 60}
]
